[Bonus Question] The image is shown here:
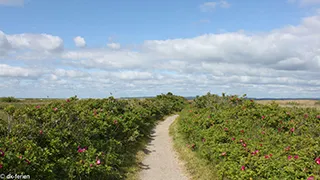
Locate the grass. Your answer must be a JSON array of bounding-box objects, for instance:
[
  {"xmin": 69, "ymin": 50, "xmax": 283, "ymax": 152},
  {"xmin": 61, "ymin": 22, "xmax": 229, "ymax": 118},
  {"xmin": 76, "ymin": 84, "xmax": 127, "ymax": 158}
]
[
  {"xmin": 256, "ymin": 100, "xmax": 320, "ymax": 109},
  {"xmin": 124, "ymin": 138, "xmax": 150, "ymax": 180},
  {"xmin": 169, "ymin": 115, "xmax": 218, "ymax": 180}
]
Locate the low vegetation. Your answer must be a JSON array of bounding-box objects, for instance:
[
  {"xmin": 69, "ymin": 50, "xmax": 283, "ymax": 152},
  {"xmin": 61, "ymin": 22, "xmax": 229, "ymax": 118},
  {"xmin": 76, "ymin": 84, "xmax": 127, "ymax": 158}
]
[
  {"xmin": 175, "ymin": 93, "xmax": 320, "ymax": 179},
  {"xmin": 1, "ymin": 93, "xmax": 320, "ymax": 179},
  {"xmin": 0, "ymin": 93, "xmax": 187, "ymax": 179},
  {"xmin": 0, "ymin": 97, "xmax": 20, "ymax": 103}
]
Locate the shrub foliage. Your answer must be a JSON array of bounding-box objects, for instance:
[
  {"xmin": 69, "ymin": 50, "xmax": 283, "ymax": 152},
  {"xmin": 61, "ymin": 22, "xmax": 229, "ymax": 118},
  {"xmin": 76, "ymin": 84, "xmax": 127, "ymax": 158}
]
[
  {"xmin": 0, "ymin": 93, "xmax": 186, "ymax": 179},
  {"xmin": 177, "ymin": 93, "xmax": 320, "ymax": 179}
]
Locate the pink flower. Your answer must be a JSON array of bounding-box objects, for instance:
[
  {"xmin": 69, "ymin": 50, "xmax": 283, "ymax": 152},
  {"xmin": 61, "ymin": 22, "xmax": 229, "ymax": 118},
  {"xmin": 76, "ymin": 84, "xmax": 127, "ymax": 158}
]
[
  {"xmin": 261, "ymin": 131, "xmax": 265, "ymax": 135},
  {"xmin": 269, "ymin": 154, "xmax": 273, "ymax": 157},
  {"xmin": 221, "ymin": 152, "xmax": 227, "ymax": 156},
  {"xmin": 307, "ymin": 176, "xmax": 315, "ymax": 180},
  {"xmin": 290, "ymin": 128, "xmax": 295, "ymax": 132},
  {"xmin": 262, "ymin": 116, "xmax": 265, "ymax": 119},
  {"xmin": 294, "ymin": 155, "xmax": 299, "ymax": 159},
  {"xmin": 39, "ymin": 130, "xmax": 43, "ymax": 135},
  {"xmin": 315, "ymin": 157, "xmax": 320, "ymax": 165},
  {"xmin": 241, "ymin": 166, "xmax": 245, "ymax": 171},
  {"xmin": 19, "ymin": 155, "xmax": 22, "ymax": 159},
  {"xmin": 77, "ymin": 148, "xmax": 86, "ymax": 153},
  {"xmin": 251, "ymin": 150, "xmax": 259, "ymax": 155},
  {"xmin": 53, "ymin": 107, "xmax": 58, "ymax": 111},
  {"xmin": 240, "ymin": 139, "xmax": 244, "ymax": 143},
  {"xmin": 113, "ymin": 120, "xmax": 118, "ymax": 125},
  {"xmin": 232, "ymin": 137, "xmax": 236, "ymax": 141},
  {"xmin": 0, "ymin": 149, "xmax": 4, "ymax": 157},
  {"xmin": 36, "ymin": 105, "xmax": 40, "ymax": 109},
  {"xmin": 317, "ymin": 115, "xmax": 320, "ymax": 119},
  {"xmin": 265, "ymin": 155, "xmax": 269, "ymax": 159},
  {"xmin": 66, "ymin": 99, "xmax": 70, "ymax": 102},
  {"xmin": 288, "ymin": 155, "xmax": 292, "ymax": 160},
  {"xmin": 224, "ymin": 128, "xmax": 228, "ymax": 131},
  {"xmin": 242, "ymin": 143, "xmax": 247, "ymax": 147},
  {"xmin": 96, "ymin": 159, "xmax": 101, "ymax": 165},
  {"xmin": 90, "ymin": 164, "xmax": 93, "ymax": 167}
]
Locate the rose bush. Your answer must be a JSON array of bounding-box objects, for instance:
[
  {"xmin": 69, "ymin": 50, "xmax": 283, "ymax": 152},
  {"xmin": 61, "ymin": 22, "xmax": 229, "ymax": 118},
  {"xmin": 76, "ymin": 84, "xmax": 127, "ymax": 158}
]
[
  {"xmin": 0, "ymin": 93, "xmax": 186, "ymax": 179},
  {"xmin": 177, "ymin": 93, "xmax": 320, "ymax": 179}
]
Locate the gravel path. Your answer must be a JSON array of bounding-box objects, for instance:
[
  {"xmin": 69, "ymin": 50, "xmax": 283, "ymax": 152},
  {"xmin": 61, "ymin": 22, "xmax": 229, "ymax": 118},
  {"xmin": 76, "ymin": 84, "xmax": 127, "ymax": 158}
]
[{"xmin": 139, "ymin": 115, "xmax": 189, "ymax": 180}]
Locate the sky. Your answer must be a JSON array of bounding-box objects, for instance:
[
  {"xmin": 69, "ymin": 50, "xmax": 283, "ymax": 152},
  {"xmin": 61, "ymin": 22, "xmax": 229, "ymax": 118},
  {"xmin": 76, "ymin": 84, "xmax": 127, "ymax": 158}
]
[{"xmin": 0, "ymin": 0, "xmax": 320, "ymax": 98}]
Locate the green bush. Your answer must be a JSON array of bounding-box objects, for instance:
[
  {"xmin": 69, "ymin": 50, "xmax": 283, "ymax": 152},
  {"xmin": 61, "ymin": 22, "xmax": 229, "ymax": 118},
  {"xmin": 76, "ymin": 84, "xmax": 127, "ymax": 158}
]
[
  {"xmin": 0, "ymin": 94, "xmax": 187, "ymax": 179},
  {"xmin": 0, "ymin": 97, "xmax": 20, "ymax": 103},
  {"xmin": 177, "ymin": 93, "xmax": 320, "ymax": 179}
]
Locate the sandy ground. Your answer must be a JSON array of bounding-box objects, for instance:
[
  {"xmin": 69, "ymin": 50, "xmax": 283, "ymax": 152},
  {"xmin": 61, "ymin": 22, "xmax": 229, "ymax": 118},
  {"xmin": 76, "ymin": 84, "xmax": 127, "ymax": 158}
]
[{"xmin": 139, "ymin": 115, "xmax": 189, "ymax": 180}]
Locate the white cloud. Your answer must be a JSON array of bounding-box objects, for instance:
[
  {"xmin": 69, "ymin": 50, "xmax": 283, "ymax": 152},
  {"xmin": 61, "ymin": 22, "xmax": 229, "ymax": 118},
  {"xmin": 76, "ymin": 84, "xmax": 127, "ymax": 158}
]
[
  {"xmin": 107, "ymin": 43, "xmax": 121, "ymax": 49},
  {"xmin": 0, "ymin": 31, "xmax": 11, "ymax": 55},
  {"xmin": 200, "ymin": 1, "xmax": 230, "ymax": 12},
  {"xmin": 0, "ymin": 0, "xmax": 23, "ymax": 6},
  {"xmin": 73, "ymin": 36, "xmax": 86, "ymax": 48},
  {"xmin": 0, "ymin": 31, "xmax": 64, "ymax": 52},
  {"xmin": 0, "ymin": 64, "xmax": 42, "ymax": 78},
  {"xmin": 2, "ymin": 11, "xmax": 320, "ymax": 98}
]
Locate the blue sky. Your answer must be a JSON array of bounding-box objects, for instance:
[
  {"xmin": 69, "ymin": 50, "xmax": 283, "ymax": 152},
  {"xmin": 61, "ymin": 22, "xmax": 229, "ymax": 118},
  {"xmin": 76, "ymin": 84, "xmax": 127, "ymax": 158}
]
[
  {"xmin": 1, "ymin": 0, "xmax": 320, "ymax": 98},
  {"xmin": 0, "ymin": 0, "xmax": 311, "ymax": 45}
]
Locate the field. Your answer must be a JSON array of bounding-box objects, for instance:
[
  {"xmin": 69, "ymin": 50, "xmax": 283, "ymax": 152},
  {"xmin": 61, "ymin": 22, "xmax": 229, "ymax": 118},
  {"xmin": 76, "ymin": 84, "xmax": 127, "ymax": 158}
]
[
  {"xmin": 256, "ymin": 100, "xmax": 320, "ymax": 109},
  {"xmin": 1, "ymin": 94, "xmax": 320, "ymax": 179}
]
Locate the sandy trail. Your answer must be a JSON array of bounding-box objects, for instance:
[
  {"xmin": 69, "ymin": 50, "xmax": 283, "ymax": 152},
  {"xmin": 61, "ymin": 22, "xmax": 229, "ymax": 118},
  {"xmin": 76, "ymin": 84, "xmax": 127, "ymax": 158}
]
[{"xmin": 139, "ymin": 115, "xmax": 189, "ymax": 180}]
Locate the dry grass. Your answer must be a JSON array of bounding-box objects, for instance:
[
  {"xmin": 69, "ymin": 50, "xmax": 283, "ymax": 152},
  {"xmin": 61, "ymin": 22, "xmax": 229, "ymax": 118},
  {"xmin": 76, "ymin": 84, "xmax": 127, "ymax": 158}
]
[{"xmin": 256, "ymin": 100, "xmax": 320, "ymax": 109}]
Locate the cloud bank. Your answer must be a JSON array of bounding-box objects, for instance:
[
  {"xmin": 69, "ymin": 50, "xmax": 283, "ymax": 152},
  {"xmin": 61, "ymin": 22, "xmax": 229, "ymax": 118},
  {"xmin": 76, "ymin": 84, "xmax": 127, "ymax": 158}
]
[{"xmin": 1, "ymin": 12, "xmax": 320, "ymax": 98}]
